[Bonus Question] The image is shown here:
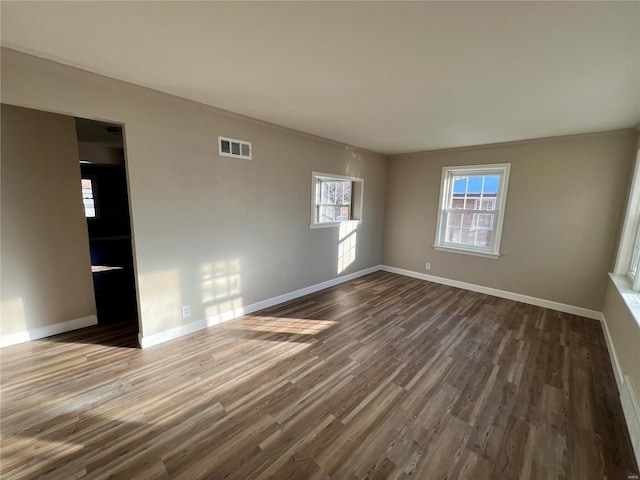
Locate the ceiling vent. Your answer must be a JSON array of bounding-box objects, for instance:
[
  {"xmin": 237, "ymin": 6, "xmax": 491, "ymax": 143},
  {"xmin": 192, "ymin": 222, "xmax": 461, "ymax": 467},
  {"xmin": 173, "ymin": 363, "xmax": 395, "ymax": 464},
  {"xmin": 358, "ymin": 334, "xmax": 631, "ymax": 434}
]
[{"xmin": 218, "ymin": 136, "xmax": 252, "ymax": 160}]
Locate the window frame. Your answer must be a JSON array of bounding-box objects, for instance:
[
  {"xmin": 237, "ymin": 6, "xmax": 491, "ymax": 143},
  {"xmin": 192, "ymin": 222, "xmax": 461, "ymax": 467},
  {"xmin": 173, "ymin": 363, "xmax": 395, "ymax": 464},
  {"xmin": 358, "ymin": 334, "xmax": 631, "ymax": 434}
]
[
  {"xmin": 434, "ymin": 163, "xmax": 511, "ymax": 258},
  {"xmin": 81, "ymin": 175, "xmax": 99, "ymax": 219},
  {"xmin": 310, "ymin": 172, "xmax": 364, "ymax": 229},
  {"xmin": 615, "ymin": 149, "xmax": 640, "ymax": 291},
  {"xmin": 628, "ymin": 223, "xmax": 640, "ymax": 290}
]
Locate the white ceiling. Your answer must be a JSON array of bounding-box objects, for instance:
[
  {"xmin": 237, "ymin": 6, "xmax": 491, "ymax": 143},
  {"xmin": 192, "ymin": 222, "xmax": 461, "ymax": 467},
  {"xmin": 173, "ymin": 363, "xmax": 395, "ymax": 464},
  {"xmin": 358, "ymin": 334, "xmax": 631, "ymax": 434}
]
[{"xmin": 2, "ymin": 1, "xmax": 639, "ymax": 155}]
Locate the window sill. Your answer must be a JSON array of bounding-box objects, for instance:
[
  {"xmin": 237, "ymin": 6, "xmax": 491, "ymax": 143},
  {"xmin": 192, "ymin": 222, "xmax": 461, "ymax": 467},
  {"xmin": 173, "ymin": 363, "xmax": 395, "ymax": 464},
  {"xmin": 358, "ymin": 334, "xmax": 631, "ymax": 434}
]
[
  {"xmin": 433, "ymin": 245, "xmax": 500, "ymax": 259},
  {"xmin": 310, "ymin": 220, "xmax": 361, "ymax": 229},
  {"xmin": 608, "ymin": 273, "xmax": 640, "ymax": 329}
]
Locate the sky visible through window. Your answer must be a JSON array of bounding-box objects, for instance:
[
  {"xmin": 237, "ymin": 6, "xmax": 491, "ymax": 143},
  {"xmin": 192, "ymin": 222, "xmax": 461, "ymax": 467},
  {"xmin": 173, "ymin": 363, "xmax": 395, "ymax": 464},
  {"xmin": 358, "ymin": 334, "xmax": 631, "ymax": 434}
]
[{"xmin": 453, "ymin": 175, "xmax": 499, "ymax": 195}]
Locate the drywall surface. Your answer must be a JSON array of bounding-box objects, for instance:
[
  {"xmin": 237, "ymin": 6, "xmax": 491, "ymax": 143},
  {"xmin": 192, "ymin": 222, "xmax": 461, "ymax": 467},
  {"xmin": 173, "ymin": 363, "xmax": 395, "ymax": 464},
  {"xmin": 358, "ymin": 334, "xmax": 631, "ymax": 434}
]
[
  {"xmin": 1, "ymin": 49, "xmax": 387, "ymax": 338},
  {"xmin": 77, "ymin": 142, "xmax": 125, "ymax": 165},
  {"xmin": 383, "ymin": 130, "xmax": 638, "ymax": 311},
  {"xmin": 603, "ymin": 278, "xmax": 640, "ymax": 399},
  {"xmin": 1, "ymin": 104, "xmax": 96, "ymax": 335}
]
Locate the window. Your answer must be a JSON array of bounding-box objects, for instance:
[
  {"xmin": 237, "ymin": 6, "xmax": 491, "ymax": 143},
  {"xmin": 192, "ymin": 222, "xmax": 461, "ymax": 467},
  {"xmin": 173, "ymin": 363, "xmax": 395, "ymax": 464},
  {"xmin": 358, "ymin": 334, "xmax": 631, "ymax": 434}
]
[
  {"xmin": 629, "ymin": 225, "xmax": 640, "ymax": 283},
  {"xmin": 616, "ymin": 150, "xmax": 640, "ymax": 291},
  {"xmin": 611, "ymin": 147, "xmax": 640, "ymax": 325},
  {"xmin": 310, "ymin": 172, "xmax": 363, "ymax": 228},
  {"xmin": 81, "ymin": 177, "xmax": 98, "ymax": 218},
  {"xmin": 434, "ymin": 163, "xmax": 510, "ymax": 258}
]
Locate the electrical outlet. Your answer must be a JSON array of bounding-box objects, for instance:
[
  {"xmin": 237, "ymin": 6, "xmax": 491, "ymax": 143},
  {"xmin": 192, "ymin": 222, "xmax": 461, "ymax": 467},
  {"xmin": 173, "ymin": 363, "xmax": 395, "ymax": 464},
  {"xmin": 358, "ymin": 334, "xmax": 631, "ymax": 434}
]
[
  {"xmin": 182, "ymin": 305, "xmax": 191, "ymax": 318},
  {"xmin": 425, "ymin": 262, "xmax": 431, "ymax": 270}
]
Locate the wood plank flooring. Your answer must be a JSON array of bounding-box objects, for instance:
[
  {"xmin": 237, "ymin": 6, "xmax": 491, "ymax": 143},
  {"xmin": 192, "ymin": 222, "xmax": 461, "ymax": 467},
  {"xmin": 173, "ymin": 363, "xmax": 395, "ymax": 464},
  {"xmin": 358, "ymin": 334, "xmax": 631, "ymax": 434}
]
[{"xmin": 1, "ymin": 271, "xmax": 638, "ymax": 479}]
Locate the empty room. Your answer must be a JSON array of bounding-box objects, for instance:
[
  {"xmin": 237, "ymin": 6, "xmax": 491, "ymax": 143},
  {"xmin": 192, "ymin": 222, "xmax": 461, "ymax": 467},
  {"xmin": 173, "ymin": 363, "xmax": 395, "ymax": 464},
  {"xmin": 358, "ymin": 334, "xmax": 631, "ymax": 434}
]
[{"xmin": 1, "ymin": 2, "xmax": 639, "ymax": 479}]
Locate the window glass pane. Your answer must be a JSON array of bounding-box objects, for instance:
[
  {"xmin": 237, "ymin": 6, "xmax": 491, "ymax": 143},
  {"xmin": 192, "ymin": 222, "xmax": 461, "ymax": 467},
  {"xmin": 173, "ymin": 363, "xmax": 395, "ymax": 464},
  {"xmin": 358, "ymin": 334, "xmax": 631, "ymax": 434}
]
[
  {"xmin": 482, "ymin": 175, "xmax": 500, "ymax": 193},
  {"xmin": 464, "ymin": 198, "xmax": 479, "ymax": 209},
  {"xmin": 460, "ymin": 228, "xmax": 475, "ymax": 245},
  {"xmin": 81, "ymin": 177, "xmax": 96, "ymax": 218},
  {"xmin": 448, "ymin": 226, "xmax": 493, "ymax": 248},
  {"xmin": 480, "ymin": 199, "xmax": 495, "ymax": 210},
  {"xmin": 318, "ymin": 205, "xmax": 350, "ymax": 223},
  {"xmin": 631, "ymin": 250, "xmax": 639, "ymax": 278},
  {"xmin": 449, "ymin": 174, "xmax": 500, "ymax": 209},
  {"xmin": 477, "ymin": 213, "xmax": 493, "ymax": 229},
  {"xmin": 446, "ymin": 227, "xmax": 462, "ymax": 243},
  {"xmin": 320, "ymin": 182, "xmax": 332, "ymax": 204},
  {"xmin": 630, "ymin": 226, "xmax": 640, "ymax": 278},
  {"xmin": 452, "ymin": 177, "xmax": 468, "ymax": 195},
  {"xmin": 467, "ymin": 176, "xmax": 483, "ymax": 193},
  {"xmin": 342, "ymin": 182, "xmax": 352, "ymax": 203},
  {"xmin": 447, "ymin": 212, "xmax": 462, "ymax": 227},
  {"xmin": 320, "ymin": 180, "xmax": 351, "ymax": 206},
  {"xmin": 451, "ymin": 198, "xmax": 465, "ymax": 209},
  {"xmin": 474, "ymin": 229, "xmax": 492, "ymax": 247}
]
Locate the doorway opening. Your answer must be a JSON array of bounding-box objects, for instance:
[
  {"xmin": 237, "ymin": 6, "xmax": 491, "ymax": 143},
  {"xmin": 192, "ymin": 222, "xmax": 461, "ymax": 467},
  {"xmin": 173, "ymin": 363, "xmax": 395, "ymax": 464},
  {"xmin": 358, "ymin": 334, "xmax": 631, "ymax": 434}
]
[{"xmin": 75, "ymin": 118, "xmax": 139, "ymax": 342}]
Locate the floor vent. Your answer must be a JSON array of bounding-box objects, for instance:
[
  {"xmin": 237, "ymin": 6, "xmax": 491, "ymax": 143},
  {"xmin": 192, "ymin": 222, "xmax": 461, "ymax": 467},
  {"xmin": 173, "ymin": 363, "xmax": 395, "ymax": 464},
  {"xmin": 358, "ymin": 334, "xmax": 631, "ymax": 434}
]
[{"xmin": 219, "ymin": 136, "xmax": 252, "ymax": 160}]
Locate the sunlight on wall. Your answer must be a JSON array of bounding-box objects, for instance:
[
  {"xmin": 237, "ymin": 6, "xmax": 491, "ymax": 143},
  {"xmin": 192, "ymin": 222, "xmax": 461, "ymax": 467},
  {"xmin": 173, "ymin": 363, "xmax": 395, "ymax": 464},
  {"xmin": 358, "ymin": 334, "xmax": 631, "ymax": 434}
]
[
  {"xmin": 345, "ymin": 148, "xmax": 363, "ymax": 179},
  {"xmin": 201, "ymin": 259, "xmax": 244, "ymax": 324},
  {"xmin": 138, "ymin": 268, "xmax": 181, "ymax": 335},
  {"xmin": 0, "ymin": 297, "xmax": 26, "ymax": 335},
  {"xmin": 338, "ymin": 221, "xmax": 358, "ymax": 274}
]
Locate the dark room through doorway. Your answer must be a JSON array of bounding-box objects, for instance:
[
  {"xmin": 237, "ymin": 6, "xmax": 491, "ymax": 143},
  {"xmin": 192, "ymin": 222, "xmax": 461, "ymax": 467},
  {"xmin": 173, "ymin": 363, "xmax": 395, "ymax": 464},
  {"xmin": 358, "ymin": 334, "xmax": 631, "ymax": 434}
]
[{"xmin": 76, "ymin": 117, "xmax": 139, "ymax": 338}]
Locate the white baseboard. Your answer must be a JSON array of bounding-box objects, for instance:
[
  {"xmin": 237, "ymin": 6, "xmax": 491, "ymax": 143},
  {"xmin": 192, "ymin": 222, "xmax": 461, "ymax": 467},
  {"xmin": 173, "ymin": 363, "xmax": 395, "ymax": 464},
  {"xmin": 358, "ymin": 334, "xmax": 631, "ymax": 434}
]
[
  {"xmin": 387, "ymin": 264, "xmax": 640, "ymax": 462},
  {"xmin": 600, "ymin": 313, "xmax": 625, "ymax": 390},
  {"xmin": 601, "ymin": 311, "xmax": 640, "ymax": 466},
  {"xmin": 140, "ymin": 264, "xmax": 605, "ymax": 348},
  {"xmin": 0, "ymin": 315, "xmax": 98, "ymax": 348},
  {"xmin": 138, "ymin": 265, "xmax": 382, "ymax": 349},
  {"xmin": 621, "ymin": 376, "xmax": 640, "ymax": 469},
  {"xmin": 380, "ymin": 265, "xmax": 603, "ymax": 320}
]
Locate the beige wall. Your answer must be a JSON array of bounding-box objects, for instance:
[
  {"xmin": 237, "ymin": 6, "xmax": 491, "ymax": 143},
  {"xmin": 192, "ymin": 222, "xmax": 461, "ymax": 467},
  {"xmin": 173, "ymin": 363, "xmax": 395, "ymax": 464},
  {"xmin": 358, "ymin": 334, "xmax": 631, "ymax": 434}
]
[
  {"xmin": 1, "ymin": 104, "xmax": 96, "ymax": 335},
  {"xmin": 77, "ymin": 142, "xmax": 124, "ymax": 165},
  {"xmin": 0, "ymin": 49, "xmax": 387, "ymax": 339},
  {"xmin": 383, "ymin": 131, "xmax": 638, "ymax": 311},
  {"xmin": 603, "ymin": 279, "xmax": 640, "ymax": 398},
  {"xmin": 601, "ymin": 134, "xmax": 640, "ymax": 442}
]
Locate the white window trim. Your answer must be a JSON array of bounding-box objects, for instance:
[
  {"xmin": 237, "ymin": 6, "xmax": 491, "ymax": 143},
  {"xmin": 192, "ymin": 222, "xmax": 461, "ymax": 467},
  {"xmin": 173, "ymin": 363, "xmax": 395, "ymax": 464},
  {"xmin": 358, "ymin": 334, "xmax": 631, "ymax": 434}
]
[
  {"xmin": 608, "ymin": 145, "xmax": 640, "ymax": 330},
  {"xmin": 614, "ymin": 149, "xmax": 640, "ymax": 294},
  {"xmin": 433, "ymin": 163, "xmax": 511, "ymax": 258},
  {"xmin": 627, "ymin": 223, "xmax": 640, "ymax": 290},
  {"xmin": 310, "ymin": 172, "xmax": 364, "ymax": 229},
  {"xmin": 615, "ymin": 151, "xmax": 640, "ymax": 277}
]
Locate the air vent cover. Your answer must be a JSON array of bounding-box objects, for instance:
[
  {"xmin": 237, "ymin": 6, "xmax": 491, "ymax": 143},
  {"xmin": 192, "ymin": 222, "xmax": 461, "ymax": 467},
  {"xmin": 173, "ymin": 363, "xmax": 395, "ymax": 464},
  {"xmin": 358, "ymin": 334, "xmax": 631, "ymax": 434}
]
[{"xmin": 219, "ymin": 136, "xmax": 252, "ymax": 160}]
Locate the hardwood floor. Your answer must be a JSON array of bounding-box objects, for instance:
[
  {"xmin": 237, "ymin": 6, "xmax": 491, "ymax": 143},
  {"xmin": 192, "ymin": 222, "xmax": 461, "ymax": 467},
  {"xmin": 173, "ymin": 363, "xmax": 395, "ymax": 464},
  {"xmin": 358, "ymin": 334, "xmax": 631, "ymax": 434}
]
[{"xmin": 1, "ymin": 271, "xmax": 637, "ymax": 479}]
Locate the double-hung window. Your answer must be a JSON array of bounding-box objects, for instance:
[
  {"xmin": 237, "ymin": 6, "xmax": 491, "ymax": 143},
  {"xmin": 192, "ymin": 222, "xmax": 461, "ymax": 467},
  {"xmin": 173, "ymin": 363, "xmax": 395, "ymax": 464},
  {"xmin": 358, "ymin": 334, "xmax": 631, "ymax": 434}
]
[
  {"xmin": 310, "ymin": 172, "xmax": 363, "ymax": 228},
  {"xmin": 434, "ymin": 163, "xmax": 510, "ymax": 258}
]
